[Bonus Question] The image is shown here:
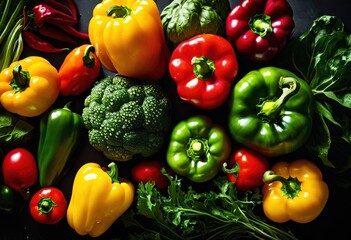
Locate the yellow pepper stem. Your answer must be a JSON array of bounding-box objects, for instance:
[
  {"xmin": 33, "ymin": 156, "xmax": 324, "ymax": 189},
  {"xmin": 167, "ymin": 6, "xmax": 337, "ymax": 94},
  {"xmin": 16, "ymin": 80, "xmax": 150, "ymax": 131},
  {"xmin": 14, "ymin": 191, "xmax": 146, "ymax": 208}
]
[
  {"xmin": 10, "ymin": 64, "xmax": 30, "ymax": 93},
  {"xmin": 106, "ymin": 162, "xmax": 120, "ymax": 183},
  {"xmin": 263, "ymin": 170, "xmax": 301, "ymax": 199},
  {"xmin": 107, "ymin": 6, "xmax": 131, "ymax": 18}
]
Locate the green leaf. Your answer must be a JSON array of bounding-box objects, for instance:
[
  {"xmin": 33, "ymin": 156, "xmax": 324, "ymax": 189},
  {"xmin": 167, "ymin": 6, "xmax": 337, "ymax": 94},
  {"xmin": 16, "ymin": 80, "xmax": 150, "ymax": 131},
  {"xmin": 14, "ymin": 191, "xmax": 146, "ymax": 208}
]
[
  {"xmin": 305, "ymin": 111, "xmax": 334, "ymax": 168},
  {"xmin": 281, "ymin": 15, "xmax": 351, "ymax": 169},
  {"xmin": 0, "ymin": 112, "xmax": 34, "ymax": 148}
]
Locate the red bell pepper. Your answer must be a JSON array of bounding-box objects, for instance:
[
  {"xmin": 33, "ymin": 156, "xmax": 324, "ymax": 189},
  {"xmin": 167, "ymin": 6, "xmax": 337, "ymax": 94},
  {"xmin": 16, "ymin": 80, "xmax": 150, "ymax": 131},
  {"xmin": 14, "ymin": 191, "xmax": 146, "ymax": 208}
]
[
  {"xmin": 226, "ymin": 0, "xmax": 295, "ymax": 62},
  {"xmin": 59, "ymin": 44, "xmax": 101, "ymax": 96},
  {"xmin": 131, "ymin": 160, "xmax": 170, "ymax": 190},
  {"xmin": 2, "ymin": 148, "xmax": 38, "ymax": 199},
  {"xmin": 169, "ymin": 34, "xmax": 238, "ymax": 110},
  {"xmin": 29, "ymin": 187, "xmax": 67, "ymax": 224},
  {"xmin": 222, "ymin": 148, "xmax": 269, "ymax": 191}
]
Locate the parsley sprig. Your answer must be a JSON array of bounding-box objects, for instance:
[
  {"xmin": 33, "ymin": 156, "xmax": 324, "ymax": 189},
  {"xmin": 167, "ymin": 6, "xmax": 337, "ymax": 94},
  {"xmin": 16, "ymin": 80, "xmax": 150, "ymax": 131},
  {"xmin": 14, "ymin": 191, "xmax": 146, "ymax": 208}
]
[{"xmin": 122, "ymin": 170, "xmax": 297, "ymax": 240}]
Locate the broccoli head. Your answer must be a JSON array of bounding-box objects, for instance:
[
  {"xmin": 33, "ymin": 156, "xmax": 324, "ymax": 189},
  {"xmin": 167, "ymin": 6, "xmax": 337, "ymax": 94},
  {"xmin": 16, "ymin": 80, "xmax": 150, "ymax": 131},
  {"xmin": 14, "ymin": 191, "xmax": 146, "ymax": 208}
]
[{"xmin": 82, "ymin": 75, "xmax": 172, "ymax": 161}]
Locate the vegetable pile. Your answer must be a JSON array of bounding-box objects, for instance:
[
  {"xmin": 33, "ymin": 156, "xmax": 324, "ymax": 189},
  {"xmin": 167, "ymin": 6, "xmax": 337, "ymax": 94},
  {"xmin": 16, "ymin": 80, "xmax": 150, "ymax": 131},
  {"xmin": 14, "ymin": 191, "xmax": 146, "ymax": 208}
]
[{"xmin": 0, "ymin": 0, "xmax": 350, "ymax": 239}]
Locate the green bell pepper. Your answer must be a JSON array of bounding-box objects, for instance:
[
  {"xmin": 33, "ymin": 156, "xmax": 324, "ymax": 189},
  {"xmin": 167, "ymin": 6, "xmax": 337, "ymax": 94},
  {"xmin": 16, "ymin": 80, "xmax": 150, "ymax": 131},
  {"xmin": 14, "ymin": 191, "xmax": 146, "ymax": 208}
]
[
  {"xmin": 167, "ymin": 115, "xmax": 231, "ymax": 183},
  {"xmin": 37, "ymin": 102, "xmax": 84, "ymax": 187},
  {"xmin": 0, "ymin": 185, "xmax": 23, "ymax": 214},
  {"xmin": 228, "ymin": 67, "xmax": 314, "ymax": 157}
]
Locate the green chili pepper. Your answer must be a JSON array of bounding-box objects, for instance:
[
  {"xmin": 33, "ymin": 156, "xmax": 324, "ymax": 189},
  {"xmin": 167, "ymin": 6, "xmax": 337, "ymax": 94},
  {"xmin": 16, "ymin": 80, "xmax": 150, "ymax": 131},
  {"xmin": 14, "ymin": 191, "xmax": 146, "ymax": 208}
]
[
  {"xmin": 228, "ymin": 67, "xmax": 314, "ymax": 157},
  {"xmin": 37, "ymin": 102, "xmax": 84, "ymax": 187},
  {"xmin": 167, "ymin": 115, "xmax": 231, "ymax": 183},
  {"xmin": 0, "ymin": 185, "xmax": 23, "ymax": 214}
]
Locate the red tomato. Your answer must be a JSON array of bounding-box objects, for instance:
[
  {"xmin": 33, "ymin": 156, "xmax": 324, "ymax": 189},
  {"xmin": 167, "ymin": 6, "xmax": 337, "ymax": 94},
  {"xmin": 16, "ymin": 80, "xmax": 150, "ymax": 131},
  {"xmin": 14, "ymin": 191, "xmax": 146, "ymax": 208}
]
[
  {"xmin": 223, "ymin": 148, "xmax": 269, "ymax": 191},
  {"xmin": 30, "ymin": 187, "xmax": 67, "ymax": 224},
  {"xmin": 2, "ymin": 148, "xmax": 38, "ymax": 199},
  {"xmin": 132, "ymin": 160, "xmax": 170, "ymax": 190}
]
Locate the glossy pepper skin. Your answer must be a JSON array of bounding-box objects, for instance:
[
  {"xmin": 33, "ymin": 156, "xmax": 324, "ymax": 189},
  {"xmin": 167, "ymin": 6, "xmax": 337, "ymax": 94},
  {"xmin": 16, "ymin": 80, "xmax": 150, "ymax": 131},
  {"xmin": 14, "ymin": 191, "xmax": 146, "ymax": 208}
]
[
  {"xmin": 169, "ymin": 34, "xmax": 238, "ymax": 109},
  {"xmin": 0, "ymin": 56, "xmax": 59, "ymax": 117},
  {"xmin": 222, "ymin": 148, "xmax": 269, "ymax": 191},
  {"xmin": 262, "ymin": 159, "xmax": 329, "ymax": 223},
  {"xmin": 67, "ymin": 162, "xmax": 134, "ymax": 237},
  {"xmin": 29, "ymin": 187, "xmax": 67, "ymax": 224},
  {"xmin": 37, "ymin": 103, "xmax": 84, "ymax": 187},
  {"xmin": 88, "ymin": 0, "xmax": 170, "ymax": 81},
  {"xmin": 167, "ymin": 115, "xmax": 231, "ymax": 183},
  {"xmin": 59, "ymin": 44, "xmax": 101, "ymax": 96},
  {"xmin": 226, "ymin": 0, "xmax": 295, "ymax": 62},
  {"xmin": 228, "ymin": 67, "xmax": 314, "ymax": 157}
]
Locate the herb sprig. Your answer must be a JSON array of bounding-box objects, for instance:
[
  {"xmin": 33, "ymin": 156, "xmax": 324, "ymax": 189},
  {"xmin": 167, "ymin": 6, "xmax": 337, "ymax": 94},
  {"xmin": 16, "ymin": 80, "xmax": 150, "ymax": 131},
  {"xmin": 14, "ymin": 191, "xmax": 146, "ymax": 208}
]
[{"xmin": 122, "ymin": 170, "xmax": 297, "ymax": 240}]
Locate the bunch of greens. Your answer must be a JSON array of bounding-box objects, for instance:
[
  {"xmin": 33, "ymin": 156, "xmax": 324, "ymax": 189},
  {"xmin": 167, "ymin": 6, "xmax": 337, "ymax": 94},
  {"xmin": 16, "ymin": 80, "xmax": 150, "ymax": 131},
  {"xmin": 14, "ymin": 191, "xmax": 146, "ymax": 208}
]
[
  {"xmin": 281, "ymin": 15, "xmax": 351, "ymax": 173},
  {"xmin": 121, "ymin": 171, "xmax": 297, "ymax": 240}
]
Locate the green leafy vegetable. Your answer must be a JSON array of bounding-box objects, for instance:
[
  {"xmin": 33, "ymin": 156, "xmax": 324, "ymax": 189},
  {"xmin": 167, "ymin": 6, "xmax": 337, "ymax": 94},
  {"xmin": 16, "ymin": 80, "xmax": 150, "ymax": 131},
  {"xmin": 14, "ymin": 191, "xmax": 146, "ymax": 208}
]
[
  {"xmin": 281, "ymin": 15, "xmax": 351, "ymax": 171},
  {"xmin": 122, "ymin": 170, "xmax": 298, "ymax": 240},
  {"xmin": 0, "ymin": 109, "xmax": 34, "ymax": 150},
  {"xmin": 160, "ymin": 0, "xmax": 230, "ymax": 48}
]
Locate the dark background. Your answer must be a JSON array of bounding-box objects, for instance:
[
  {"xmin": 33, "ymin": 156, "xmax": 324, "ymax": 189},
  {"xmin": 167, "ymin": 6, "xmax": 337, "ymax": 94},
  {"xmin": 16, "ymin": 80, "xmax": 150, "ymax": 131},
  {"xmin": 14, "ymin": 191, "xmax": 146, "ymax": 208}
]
[{"xmin": 1, "ymin": 0, "xmax": 350, "ymax": 239}]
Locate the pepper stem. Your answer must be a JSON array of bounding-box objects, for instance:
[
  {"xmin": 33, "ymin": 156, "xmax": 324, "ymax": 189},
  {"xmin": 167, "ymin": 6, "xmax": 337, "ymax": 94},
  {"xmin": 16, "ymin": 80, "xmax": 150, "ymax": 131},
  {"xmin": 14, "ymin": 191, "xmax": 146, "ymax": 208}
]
[
  {"xmin": 186, "ymin": 138, "xmax": 209, "ymax": 161},
  {"xmin": 263, "ymin": 170, "xmax": 301, "ymax": 199},
  {"xmin": 83, "ymin": 45, "xmax": 96, "ymax": 68},
  {"xmin": 107, "ymin": 6, "xmax": 131, "ymax": 18},
  {"xmin": 10, "ymin": 64, "xmax": 30, "ymax": 93},
  {"xmin": 106, "ymin": 162, "xmax": 120, "ymax": 183},
  {"xmin": 249, "ymin": 14, "xmax": 273, "ymax": 37},
  {"xmin": 191, "ymin": 56, "xmax": 215, "ymax": 80},
  {"xmin": 38, "ymin": 197, "xmax": 57, "ymax": 214},
  {"xmin": 257, "ymin": 76, "xmax": 300, "ymax": 121},
  {"xmin": 222, "ymin": 162, "xmax": 240, "ymax": 178}
]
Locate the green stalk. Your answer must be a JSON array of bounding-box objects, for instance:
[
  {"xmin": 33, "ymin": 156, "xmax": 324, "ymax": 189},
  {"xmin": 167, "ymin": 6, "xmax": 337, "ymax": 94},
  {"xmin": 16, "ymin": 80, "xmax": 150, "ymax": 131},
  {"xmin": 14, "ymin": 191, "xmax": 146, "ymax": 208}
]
[
  {"xmin": 0, "ymin": 0, "xmax": 14, "ymax": 33},
  {"xmin": 0, "ymin": 0, "xmax": 23, "ymax": 45},
  {"xmin": 0, "ymin": 18, "xmax": 23, "ymax": 71}
]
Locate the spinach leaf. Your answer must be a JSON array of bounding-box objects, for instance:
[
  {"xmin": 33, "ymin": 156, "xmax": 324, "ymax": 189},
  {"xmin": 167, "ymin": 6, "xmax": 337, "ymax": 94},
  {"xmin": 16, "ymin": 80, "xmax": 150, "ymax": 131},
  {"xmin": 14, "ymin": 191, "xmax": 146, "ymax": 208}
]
[
  {"xmin": 282, "ymin": 15, "xmax": 351, "ymax": 170},
  {"xmin": 0, "ymin": 110, "xmax": 34, "ymax": 150}
]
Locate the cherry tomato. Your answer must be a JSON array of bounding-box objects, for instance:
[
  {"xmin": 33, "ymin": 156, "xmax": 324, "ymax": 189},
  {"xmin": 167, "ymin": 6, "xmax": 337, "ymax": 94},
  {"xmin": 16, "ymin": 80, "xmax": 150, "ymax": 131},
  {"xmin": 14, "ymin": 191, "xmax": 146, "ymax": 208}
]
[
  {"xmin": 2, "ymin": 148, "xmax": 38, "ymax": 199},
  {"xmin": 223, "ymin": 148, "xmax": 269, "ymax": 191},
  {"xmin": 29, "ymin": 187, "xmax": 67, "ymax": 224},
  {"xmin": 132, "ymin": 160, "xmax": 170, "ymax": 190}
]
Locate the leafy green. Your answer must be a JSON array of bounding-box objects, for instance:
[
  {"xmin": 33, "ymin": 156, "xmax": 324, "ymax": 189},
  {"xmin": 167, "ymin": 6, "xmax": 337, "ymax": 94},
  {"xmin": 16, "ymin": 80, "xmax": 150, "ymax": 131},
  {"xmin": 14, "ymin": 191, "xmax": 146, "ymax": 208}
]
[
  {"xmin": 160, "ymin": 0, "xmax": 230, "ymax": 48},
  {"xmin": 0, "ymin": 109, "xmax": 34, "ymax": 150},
  {"xmin": 121, "ymin": 170, "xmax": 297, "ymax": 240},
  {"xmin": 281, "ymin": 15, "xmax": 351, "ymax": 171}
]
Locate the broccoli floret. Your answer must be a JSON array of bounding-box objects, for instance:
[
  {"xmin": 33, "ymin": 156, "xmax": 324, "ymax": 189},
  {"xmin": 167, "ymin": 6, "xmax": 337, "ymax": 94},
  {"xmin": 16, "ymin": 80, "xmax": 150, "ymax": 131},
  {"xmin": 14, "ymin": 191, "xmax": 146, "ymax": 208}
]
[{"xmin": 82, "ymin": 75, "xmax": 172, "ymax": 161}]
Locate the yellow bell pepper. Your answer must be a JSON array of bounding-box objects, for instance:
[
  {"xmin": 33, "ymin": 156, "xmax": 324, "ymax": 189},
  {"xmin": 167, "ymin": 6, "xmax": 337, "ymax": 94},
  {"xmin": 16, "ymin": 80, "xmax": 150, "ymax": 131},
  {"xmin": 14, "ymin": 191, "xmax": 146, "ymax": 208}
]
[
  {"xmin": 66, "ymin": 162, "xmax": 134, "ymax": 237},
  {"xmin": 262, "ymin": 159, "xmax": 329, "ymax": 223},
  {"xmin": 0, "ymin": 56, "xmax": 59, "ymax": 117},
  {"xmin": 88, "ymin": 0, "xmax": 170, "ymax": 81}
]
